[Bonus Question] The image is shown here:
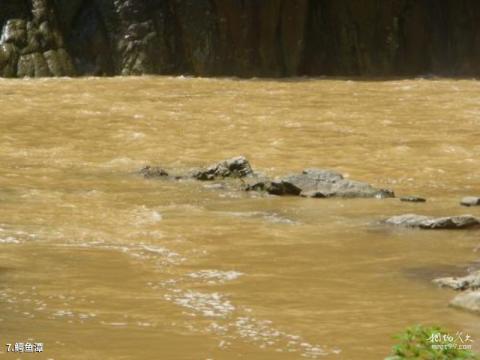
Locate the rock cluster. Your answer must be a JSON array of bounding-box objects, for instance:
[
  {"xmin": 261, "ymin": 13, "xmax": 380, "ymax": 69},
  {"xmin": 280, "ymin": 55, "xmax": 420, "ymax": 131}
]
[
  {"xmin": 0, "ymin": 0, "xmax": 74, "ymax": 77},
  {"xmin": 434, "ymin": 271, "xmax": 480, "ymax": 315},
  {"xmin": 140, "ymin": 156, "xmax": 254, "ymax": 181},
  {"xmin": 141, "ymin": 156, "xmax": 394, "ymax": 199},
  {"xmin": 434, "ymin": 271, "xmax": 480, "ymax": 291},
  {"xmin": 192, "ymin": 156, "xmax": 254, "ymax": 180}
]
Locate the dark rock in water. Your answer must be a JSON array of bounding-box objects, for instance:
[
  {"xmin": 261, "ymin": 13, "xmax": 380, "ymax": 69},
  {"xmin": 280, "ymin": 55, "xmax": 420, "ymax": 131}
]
[
  {"xmin": 139, "ymin": 160, "xmax": 395, "ymax": 202},
  {"xmin": 247, "ymin": 168, "xmax": 394, "ymax": 199},
  {"xmin": 434, "ymin": 271, "xmax": 480, "ymax": 291},
  {"xmin": 385, "ymin": 214, "xmax": 480, "ymax": 229},
  {"xmin": 243, "ymin": 176, "xmax": 272, "ymax": 192},
  {"xmin": 400, "ymin": 196, "xmax": 426, "ymax": 203},
  {"xmin": 140, "ymin": 165, "xmax": 169, "ymax": 179},
  {"xmin": 460, "ymin": 197, "xmax": 480, "ymax": 207},
  {"xmin": 192, "ymin": 156, "xmax": 254, "ymax": 180},
  {"xmin": 450, "ymin": 291, "xmax": 480, "ymax": 314}
]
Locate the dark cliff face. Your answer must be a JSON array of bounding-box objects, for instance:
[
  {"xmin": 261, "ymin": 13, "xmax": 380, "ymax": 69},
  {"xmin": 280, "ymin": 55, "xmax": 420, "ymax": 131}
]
[{"xmin": 1, "ymin": 0, "xmax": 480, "ymax": 78}]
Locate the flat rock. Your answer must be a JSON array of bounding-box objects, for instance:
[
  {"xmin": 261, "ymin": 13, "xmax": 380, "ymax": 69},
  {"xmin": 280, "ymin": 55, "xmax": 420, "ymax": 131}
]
[
  {"xmin": 450, "ymin": 291, "xmax": 480, "ymax": 314},
  {"xmin": 192, "ymin": 156, "xmax": 254, "ymax": 180},
  {"xmin": 385, "ymin": 214, "xmax": 480, "ymax": 229},
  {"xmin": 247, "ymin": 168, "xmax": 394, "ymax": 198},
  {"xmin": 434, "ymin": 271, "xmax": 480, "ymax": 291},
  {"xmin": 460, "ymin": 197, "xmax": 480, "ymax": 207},
  {"xmin": 400, "ymin": 196, "xmax": 426, "ymax": 203}
]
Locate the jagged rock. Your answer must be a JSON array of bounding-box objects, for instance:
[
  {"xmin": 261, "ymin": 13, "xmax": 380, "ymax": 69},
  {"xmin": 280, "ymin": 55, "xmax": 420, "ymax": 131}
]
[
  {"xmin": 192, "ymin": 156, "xmax": 254, "ymax": 181},
  {"xmin": 57, "ymin": 49, "xmax": 75, "ymax": 76},
  {"xmin": 385, "ymin": 214, "xmax": 480, "ymax": 229},
  {"xmin": 400, "ymin": 196, "xmax": 426, "ymax": 203},
  {"xmin": 32, "ymin": 52, "xmax": 50, "ymax": 76},
  {"xmin": 247, "ymin": 169, "xmax": 394, "ymax": 198},
  {"xmin": 43, "ymin": 49, "xmax": 74, "ymax": 76},
  {"xmin": 18, "ymin": 51, "xmax": 50, "ymax": 77},
  {"xmin": 450, "ymin": 291, "xmax": 480, "ymax": 314},
  {"xmin": 140, "ymin": 166, "xmax": 169, "ymax": 179},
  {"xmin": 37, "ymin": 21, "xmax": 55, "ymax": 50},
  {"xmin": 434, "ymin": 271, "xmax": 480, "ymax": 291},
  {"xmin": 114, "ymin": 0, "xmax": 159, "ymax": 75},
  {"xmin": 1, "ymin": 19, "xmax": 27, "ymax": 45},
  {"xmin": 461, "ymin": 197, "xmax": 480, "ymax": 207},
  {"xmin": 0, "ymin": 0, "xmax": 74, "ymax": 78},
  {"xmin": 0, "ymin": 42, "xmax": 18, "ymax": 77},
  {"xmin": 22, "ymin": 21, "xmax": 41, "ymax": 54},
  {"xmin": 43, "ymin": 49, "xmax": 61, "ymax": 75},
  {"xmin": 17, "ymin": 53, "xmax": 35, "ymax": 77},
  {"xmin": 31, "ymin": 0, "xmax": 49, "ymax": 23}
]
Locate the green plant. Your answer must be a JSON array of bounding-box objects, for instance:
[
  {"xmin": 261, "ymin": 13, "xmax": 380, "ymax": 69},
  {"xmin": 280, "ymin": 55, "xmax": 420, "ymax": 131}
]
[{"xmin": 385, "ymin": 325, "xmax": 478, "ymax": 360}]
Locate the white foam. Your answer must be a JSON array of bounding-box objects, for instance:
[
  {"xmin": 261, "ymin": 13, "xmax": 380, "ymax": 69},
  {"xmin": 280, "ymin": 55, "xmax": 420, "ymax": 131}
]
[
  {"xmin": 233, "ymin": 316, "xmax": 330, "ymax": 358},
  {"xmin": 0, "ymin": 236, "xmax": 20, "ymax": 244},
  {"xmin": 166, "ymin": 291, "xmax": 235, "ymax": 318}
]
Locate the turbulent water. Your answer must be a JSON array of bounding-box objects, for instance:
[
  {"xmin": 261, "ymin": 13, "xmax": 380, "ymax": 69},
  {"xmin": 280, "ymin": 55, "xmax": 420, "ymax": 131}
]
[{"xmin": 0, "ymin": 76, "xmax": 479, "ymax": 359}]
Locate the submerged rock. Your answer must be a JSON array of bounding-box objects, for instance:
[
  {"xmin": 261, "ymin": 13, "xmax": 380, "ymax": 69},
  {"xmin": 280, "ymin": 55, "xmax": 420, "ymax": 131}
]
[
  {"xmin": 434, "ymin": 271, "xmax": 480, "ymax": 291},
  {"xmin": 247, "ymin": 168, "xmax": 394, "ymax": 198},
  {"xmin": 460, "ymin": 197, "xmax": 480, "ymax": 207},
  {"xmin": 450, "ymin": 291, "xmax": 480, "ymax": 314},
  {"xmin": 400, "ymin": 196, "xmax": 426, "ymax": 203},
  {"xmin": 140, "ymin": 166, "xmax": 169, "ymax": 179},
  {"xmin": 384, "ymin": 214, "xmax": 480, "ymax": 229},
  {"xmin": 192, "ymin": 156, "xmax": 254, "ymax": 180}
]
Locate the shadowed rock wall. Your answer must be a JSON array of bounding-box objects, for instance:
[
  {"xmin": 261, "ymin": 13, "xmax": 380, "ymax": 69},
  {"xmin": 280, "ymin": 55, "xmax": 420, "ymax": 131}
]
[
  {"xmin": 0, "ymin": 0, "xmax": 75, "ymax": 77},
  {"xmin": 1, "ymin": 0, "xmax": 480, "ymax": 78}
]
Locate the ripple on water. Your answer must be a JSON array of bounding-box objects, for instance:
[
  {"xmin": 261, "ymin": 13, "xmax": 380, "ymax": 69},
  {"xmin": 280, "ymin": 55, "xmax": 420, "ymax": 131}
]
[
  {"xmin": 0, "ymin": 226, "xmax": 37, "ymax": 244},
  {"xmin": 101, "ymin": 157, "xmax": 143, "ymax": 169},
  {"xmin": 59, "ymin": 242, "xmax": 184, "ymax": 265},
  {"xmin": 188, "ymin": 270, "xmax": 244, "ymax": 284},
  {"xmin": 0, "ymin": 236, "xmax": 20, "ymax": 244},
  {"xmin": 165, "ymin": 290, "xmax": 235, "ymax": 318},
  {"xmin": 221, "ymin": 211, "xmax": 298, "ymax": 225}
]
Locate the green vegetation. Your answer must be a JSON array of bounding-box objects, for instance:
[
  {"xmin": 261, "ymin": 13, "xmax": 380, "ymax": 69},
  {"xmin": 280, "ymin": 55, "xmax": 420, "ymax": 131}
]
[{"xmin": 385, "ymin": 325, "xmax": 478, "ymax": 360}]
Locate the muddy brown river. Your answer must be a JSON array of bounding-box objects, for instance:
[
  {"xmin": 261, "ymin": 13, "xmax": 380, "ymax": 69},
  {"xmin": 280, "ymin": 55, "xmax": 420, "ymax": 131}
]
[{"xmin": 0, "ymin": 77, "xmax": 479, "ymax": 359}]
